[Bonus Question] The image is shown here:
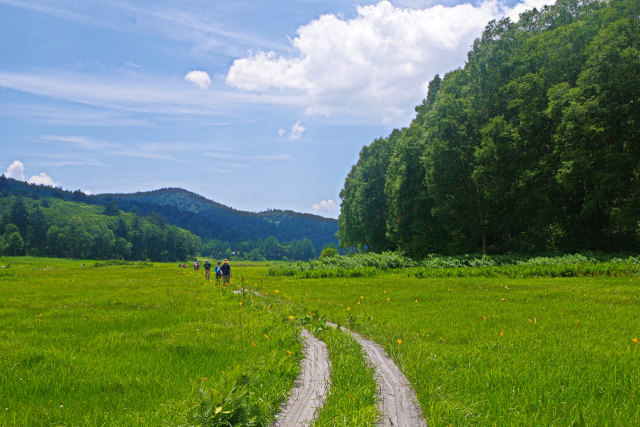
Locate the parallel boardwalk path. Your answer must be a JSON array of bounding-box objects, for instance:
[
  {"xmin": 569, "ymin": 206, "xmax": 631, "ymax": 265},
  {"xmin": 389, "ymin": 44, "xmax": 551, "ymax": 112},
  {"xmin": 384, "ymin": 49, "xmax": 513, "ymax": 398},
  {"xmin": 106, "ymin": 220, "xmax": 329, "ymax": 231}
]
[
  {"xmin": 272, "ymin": 329, "xmax": 331, "ymax": 426},
  {"xmin": 233, "ymin": 289, "xmax": 425, "ymax": 425},
  {"xmin": 329, "ymin": 323, "xmax": 427, "ymax": 426}
]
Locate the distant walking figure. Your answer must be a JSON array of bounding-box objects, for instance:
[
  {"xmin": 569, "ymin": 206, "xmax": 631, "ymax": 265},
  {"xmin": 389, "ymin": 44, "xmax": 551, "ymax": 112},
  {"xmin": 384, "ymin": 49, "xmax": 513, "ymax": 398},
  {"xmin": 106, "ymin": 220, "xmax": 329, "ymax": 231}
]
[
  {"xmin": 220, "ymin": 259, "xmax": 231, "ymax": 286},
  {"xmin": 204, "ymin": 259, "xmax": 212, "ymax": 280},
  {"xmin": 215, "ymin": 261, "xmax": 222, "ymax": 282}
]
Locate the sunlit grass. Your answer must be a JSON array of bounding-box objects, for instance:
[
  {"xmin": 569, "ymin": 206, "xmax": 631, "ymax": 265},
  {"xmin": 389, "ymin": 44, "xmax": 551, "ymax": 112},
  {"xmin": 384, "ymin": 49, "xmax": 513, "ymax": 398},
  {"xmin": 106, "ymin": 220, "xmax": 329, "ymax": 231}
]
[
  {"xmin": 3, "ymin": 257, "xmax": 639, "ymax": 425},
  {"xmin": 256, "ymin": 272, "xmax": 640, "ymax": 425},
  {"xmin": 308, "ymin": 322, "xmax": 379, "ymax": 426},
  {"xmin": 0, "ymin": 257, "xmax": 301, "ymax": 426}
]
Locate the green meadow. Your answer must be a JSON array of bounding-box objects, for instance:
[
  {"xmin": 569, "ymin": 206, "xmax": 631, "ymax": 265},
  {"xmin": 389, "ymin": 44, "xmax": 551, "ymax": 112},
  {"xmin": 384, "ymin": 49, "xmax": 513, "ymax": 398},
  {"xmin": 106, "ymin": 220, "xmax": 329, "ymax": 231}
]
[
  {"xmin": 261, "ymin": 271, "xmax": 640, "ymax": 425},
  {"xmin": 0, "ymin": 257, "xmax": 301, "ymax": 426},
  {"xmin": 1, "ymin": 257, "xmax": 639, "ymax": 425}
]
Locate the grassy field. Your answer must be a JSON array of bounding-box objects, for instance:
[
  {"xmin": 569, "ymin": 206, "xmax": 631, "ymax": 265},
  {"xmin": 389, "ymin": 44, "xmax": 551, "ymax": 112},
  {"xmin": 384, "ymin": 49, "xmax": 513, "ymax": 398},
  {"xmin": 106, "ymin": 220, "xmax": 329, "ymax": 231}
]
[
  {"xmin": 0, "ymin": 257, "xmax": 301, "ymax": 426},
  {"xmin": 2, "ymin": 257, "xmax": 639, "ymax": 425},
  {"xmin": 259, "ymin": 272, "xmax": 640, "ymax": 425}
]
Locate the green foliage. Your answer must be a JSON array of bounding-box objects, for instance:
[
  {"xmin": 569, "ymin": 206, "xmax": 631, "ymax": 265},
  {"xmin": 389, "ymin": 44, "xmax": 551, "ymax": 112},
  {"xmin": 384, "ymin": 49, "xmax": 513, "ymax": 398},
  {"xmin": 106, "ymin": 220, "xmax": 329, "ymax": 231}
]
[
  {"xmin": 319, "ymin": 247, "xmax": 339, "ymax": 259},
  {"xmin": 337, "ymin": 136, "xmax": 394, "ymax": 252},
  {"xmin": 5, "ymin": 231, "xmax": 24, "ymax": 256},
  {"xmin": 268, "ymin": 251, "xmax": 414, "ymax": 277},
  {"xmin": 338, "ymin": 0, "xmax": 640, "ymax": 255},
  {"xmin": 0, "ymin": 181, "xmax": 338, "ymax": 257},
  {"xmin": 192, "ymin": 350, "xmax": 300, "ymax": 427},
  {"xmin": 268, "ymin": 251, "xmax": 640, "ymax": 278},
  {"xmin": 0, "ymin": 195, "xmax": 201, "ymax": 262}
]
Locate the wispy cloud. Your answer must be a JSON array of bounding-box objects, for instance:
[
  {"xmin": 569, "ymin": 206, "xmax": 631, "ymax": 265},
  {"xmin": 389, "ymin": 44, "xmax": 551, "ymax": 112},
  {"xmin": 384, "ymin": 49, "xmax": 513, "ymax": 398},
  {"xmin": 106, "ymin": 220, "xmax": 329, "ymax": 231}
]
[
  {"xmin": 5, "ymin": 104, "xmax": 151, "ymax": 127},
  {"xmin": 41, "ymin": 134, "xmax": 116, "ymax": 151},
  {"xmin": 0, "ymin": 0, "xmax": 290, "ymax": 55},
  {"xmin": 203, "ymin": 152, "xmax": 291, "ymax": 162},
  {"xmin": 0, "ymin": 70, "xmax": 306, "ymax": 117},
  {"xmin": 37, "ymin": 134, "xmax": 183, "ymax": 161}
]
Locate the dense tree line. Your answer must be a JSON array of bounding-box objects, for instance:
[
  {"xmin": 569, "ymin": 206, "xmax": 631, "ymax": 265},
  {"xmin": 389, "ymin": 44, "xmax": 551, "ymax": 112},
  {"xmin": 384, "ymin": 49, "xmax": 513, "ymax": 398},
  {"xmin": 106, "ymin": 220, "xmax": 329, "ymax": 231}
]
[
  {"xmin": 339, "ymin": 0, "xmax": 640, "ymax": 256},
  {"xmin": 0, "ymin": 196, "xmax": 201, "ymax": 261},
  {"xmin": 203, "ymin": 235, "xmax": 317, "ymax": 261},
  {"xmin": 0, "ymin": 195, "xmax": 317, "ymax": 261},
  {"xmin": 0, "ymin": 179, "xmax": 338, "ymax": 254}
]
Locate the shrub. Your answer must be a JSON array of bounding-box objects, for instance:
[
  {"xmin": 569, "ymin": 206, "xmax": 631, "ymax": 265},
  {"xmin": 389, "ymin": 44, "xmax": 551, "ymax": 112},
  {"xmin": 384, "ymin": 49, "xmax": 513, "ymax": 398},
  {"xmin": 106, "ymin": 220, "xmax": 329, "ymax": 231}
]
[{"xmin": 319, "ymin": 247, "xmax": 339, "ymax": 259}]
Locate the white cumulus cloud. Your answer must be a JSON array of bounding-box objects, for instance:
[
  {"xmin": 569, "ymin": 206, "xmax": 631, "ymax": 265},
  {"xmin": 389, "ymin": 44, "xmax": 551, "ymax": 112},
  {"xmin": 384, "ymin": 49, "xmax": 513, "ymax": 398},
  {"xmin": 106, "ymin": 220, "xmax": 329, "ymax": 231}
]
[
  {"xmin": 279, "ymin": 121, "xmax": 306, "ymax": 139},
  {"xmin": 184, "ymin": 70, "xmax": 212, "ymax": 89},
  {"xmin": 226, "ymin": 0, "xmax": 554, "ymax": 124},
  {"xmin": 5, "ymin": 160, "xmax": 26, "ymax": 180},
  {"xmin": 289, "ymin": 121, "xmax": 305, "ymax": 140},
  {"xmin": 312, "ymin": 199, "xmax": 338, "ymax": 213},
  {"xmin": 27, "ymin": 172, "xmax": 58, "ymax": 187}
]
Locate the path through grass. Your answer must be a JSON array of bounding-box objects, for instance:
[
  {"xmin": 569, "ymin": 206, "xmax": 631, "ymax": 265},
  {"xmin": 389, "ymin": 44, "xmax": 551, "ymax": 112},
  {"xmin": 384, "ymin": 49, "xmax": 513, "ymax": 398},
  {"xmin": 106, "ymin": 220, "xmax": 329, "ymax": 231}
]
[
  {"xmin": 258, "ymin": 272, "xmax": 640, "ymax": 425},
  {"xmin": 3, "ymin": 257, "xmax": 639, "ymax": 425}
]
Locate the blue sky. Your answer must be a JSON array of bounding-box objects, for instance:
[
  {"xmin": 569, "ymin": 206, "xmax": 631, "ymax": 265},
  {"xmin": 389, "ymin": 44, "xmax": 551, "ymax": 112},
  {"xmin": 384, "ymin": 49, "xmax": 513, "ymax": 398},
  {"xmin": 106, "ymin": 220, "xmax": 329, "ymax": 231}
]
[{"xmin": 0, "ymin": 0, "xmax": 551, "ymax": 218}]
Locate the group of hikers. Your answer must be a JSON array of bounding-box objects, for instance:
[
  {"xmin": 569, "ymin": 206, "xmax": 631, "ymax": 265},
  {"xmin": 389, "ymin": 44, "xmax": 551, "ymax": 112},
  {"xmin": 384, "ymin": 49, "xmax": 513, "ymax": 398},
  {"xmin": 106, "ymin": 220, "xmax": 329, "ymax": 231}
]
[{"xmin": 181, "ymin": 258, "xmax": 232, "ymax": 284}]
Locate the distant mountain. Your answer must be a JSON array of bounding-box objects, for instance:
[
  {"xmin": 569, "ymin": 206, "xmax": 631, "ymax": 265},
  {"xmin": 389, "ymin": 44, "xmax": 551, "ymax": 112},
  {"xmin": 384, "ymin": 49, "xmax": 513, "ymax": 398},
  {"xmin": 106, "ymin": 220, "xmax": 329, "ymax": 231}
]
[{"xmin": 0, "ymin": 177, "xmax": 338, "ymax": 252}]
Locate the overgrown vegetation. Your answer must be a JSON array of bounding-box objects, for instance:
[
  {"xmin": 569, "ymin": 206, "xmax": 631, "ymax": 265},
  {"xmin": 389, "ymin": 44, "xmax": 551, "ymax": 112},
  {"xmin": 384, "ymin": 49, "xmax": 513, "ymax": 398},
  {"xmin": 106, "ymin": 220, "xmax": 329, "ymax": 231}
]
[
  {"xmin": 268, "ymin": 251, "xmax": 640, "ymax": 278},
  {"xmin": 3, "ymin": 258, "xmax": 639, "ymax": 425}
]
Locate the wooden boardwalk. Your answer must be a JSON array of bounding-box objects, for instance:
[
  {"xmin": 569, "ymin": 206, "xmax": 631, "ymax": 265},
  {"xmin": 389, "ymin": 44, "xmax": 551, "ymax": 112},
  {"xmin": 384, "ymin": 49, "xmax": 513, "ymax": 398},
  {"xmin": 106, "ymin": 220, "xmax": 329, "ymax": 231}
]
[
  {"xmin": 350, "ymin": 330, "xmax": 427, "ymax": 426},
  {"xmin": 272, "ymin": 329, "xmax": 331, "ymax": 426},
  {"xmin": 233, "ymin": 289, "xmax": 425, "ymax": 426},
  {"xmin": 327, "ymin": 323, "xmax": 427, "ymax": 426}
]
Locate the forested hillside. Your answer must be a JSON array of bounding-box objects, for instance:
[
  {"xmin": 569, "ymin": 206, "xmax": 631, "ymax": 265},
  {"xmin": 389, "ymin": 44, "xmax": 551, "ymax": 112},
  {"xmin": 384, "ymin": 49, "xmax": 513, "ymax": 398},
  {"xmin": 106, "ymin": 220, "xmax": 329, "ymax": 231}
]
[
  {"xmin": 339, "ymin": 0, "xmax": 639, "ymax": 256},
  {"xmin": 0, "ymin": 178, "xmax": 338, "ymax": 259},
  {"xmin": 0, "ymin": 195, "xmax": 201, "ymax": 261},
  {"xmin": 96, "ymin": 188, "xmax": 338, "ymax": 252}
]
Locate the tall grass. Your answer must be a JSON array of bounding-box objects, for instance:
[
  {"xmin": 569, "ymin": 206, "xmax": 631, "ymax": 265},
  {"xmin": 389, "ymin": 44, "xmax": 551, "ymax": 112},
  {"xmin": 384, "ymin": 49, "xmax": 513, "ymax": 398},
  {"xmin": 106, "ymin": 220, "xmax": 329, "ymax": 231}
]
[
  {"xmin": 256, "ymin": 271, "xmax": 640, "ymax": 425},
  {"xmin": 0, "ymin": 257, "xmax": 301, "ymax": 426},
  {"xmin": 268, "ymin": 252, "xmax": 640, "ymax": 278}
]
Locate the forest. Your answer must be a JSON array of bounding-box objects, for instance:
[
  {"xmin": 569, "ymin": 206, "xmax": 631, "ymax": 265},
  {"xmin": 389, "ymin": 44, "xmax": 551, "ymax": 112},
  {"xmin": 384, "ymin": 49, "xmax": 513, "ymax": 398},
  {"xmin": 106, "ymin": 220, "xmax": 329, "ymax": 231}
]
[
  {"xmin": 0, "ymin": 195, "xmax": 318, "ymax": 262},
  {"xmin": 338, "ymin": 0, "xmax": 640, "ymax": 256},
  {"xmin": 0, "ymin": 178, "xmax": 338, "ymax": 256}
]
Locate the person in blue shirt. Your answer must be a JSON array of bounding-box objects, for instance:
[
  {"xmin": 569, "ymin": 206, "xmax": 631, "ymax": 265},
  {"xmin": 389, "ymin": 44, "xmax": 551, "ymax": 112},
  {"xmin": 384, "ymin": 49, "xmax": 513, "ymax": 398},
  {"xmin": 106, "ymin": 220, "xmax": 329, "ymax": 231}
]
[{"xmin": 214, "ymin": 261, "xmax": 222, "ymax": 282}]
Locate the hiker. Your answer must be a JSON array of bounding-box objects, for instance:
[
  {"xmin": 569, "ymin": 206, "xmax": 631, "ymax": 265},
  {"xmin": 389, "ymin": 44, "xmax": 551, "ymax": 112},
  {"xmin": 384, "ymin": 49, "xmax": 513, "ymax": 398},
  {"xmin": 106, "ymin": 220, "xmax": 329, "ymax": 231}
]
[
  {"xmin": 204, "ymin": 259, "xmax": 212, "ymax": 280},
  {"xmin": 215, "ymin": 261, "xmax": 222, "ymax": 282},
  {"xmin": 220, "ymin": 259, "xmax": 231, "ymax": 286}
]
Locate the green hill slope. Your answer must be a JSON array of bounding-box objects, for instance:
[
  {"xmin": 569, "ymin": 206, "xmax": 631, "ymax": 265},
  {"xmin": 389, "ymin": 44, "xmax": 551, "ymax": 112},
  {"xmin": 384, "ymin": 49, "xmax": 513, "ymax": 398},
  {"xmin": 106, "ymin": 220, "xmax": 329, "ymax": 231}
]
[{"xmin": 0, "ymin": 177, "xmax": 338, "ymax": 254}]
